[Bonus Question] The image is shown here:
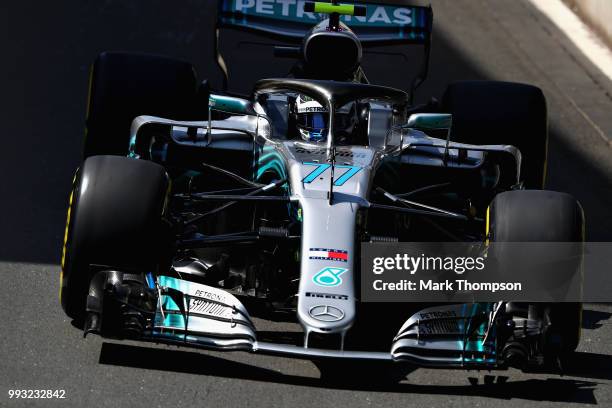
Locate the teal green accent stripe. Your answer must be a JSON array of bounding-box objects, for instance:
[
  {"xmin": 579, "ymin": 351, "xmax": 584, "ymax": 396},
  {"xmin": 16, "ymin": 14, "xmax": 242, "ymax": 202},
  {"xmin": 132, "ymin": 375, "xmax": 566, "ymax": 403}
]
[{"xmin": 255, "ymin": 148, "xmax": 287, "ymax": 181}]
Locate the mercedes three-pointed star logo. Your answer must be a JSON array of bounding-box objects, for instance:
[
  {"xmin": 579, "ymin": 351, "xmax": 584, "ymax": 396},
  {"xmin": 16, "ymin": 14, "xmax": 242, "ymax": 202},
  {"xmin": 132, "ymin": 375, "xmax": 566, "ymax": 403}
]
[{"xmin": 308, "ymin": 304, "xmax": 345, "ymax": 322}]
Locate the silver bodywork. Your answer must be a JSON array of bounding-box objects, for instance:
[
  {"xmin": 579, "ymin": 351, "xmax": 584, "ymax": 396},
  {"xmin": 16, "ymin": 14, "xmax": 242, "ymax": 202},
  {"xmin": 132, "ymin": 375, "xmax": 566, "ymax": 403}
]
[
  {"xmin": 282, "ymin": 142, "xmax": 376, "ymax": 338},
  {"xmin": 127, "ymin": 89, "xmax": 521, "ymax": 365}
]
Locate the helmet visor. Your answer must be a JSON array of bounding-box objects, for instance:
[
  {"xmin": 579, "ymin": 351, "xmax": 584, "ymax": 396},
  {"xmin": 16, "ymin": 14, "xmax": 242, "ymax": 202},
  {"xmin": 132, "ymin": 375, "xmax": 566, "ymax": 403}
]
[{"xmin": 298, "ymin": 112, "xmax": 328, "ymax": 131}]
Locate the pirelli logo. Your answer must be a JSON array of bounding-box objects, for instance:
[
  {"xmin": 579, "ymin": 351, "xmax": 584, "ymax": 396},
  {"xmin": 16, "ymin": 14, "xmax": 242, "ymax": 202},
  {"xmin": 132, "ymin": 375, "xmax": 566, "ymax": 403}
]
[{"xmin": 305, "ymin": 292, "xmax": 349, "ymax": 300}]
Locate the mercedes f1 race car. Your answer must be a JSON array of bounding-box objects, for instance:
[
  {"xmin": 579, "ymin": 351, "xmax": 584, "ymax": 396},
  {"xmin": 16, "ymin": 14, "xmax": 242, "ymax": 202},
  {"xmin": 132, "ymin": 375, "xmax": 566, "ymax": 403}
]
[{"xmin": 60, "ymin": 1, "xmax": 584, "ymax": 373}]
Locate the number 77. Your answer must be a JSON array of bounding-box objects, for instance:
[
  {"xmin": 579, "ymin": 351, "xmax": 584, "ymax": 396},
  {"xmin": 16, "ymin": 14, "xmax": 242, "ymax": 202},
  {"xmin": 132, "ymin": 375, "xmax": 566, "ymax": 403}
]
[{"xmin": 302, "ymin": 162, "xmax": 361, "ymax": 186}]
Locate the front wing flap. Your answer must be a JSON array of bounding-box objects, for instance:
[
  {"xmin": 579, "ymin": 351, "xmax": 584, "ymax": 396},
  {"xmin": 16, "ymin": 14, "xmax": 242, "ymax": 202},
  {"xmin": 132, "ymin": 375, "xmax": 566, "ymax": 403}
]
[{"xmin": 88, "ymin": 272, "xmax": 541, "ymax": 368}]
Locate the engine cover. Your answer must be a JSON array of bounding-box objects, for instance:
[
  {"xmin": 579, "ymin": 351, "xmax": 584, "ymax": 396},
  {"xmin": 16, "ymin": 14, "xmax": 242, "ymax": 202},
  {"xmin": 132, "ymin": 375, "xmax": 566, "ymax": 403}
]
[{"xmin": 302, "ymin": 21, "xmax": 362, "ymax": 77}]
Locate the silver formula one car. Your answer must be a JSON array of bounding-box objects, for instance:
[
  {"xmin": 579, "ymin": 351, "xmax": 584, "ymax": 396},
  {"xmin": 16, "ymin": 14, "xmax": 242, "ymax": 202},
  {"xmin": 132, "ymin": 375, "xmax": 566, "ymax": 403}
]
[{"xmin": 60, "ymin": 1, "xmax": 584, "ymax": 373}]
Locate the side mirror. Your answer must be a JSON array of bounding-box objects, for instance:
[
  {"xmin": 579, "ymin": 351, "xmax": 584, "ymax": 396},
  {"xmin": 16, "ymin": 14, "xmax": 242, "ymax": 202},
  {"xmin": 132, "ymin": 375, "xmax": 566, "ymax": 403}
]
[
  {"xmin": 406, "ymin": 113, "xmax": 452, "ymax": 131},
  {"xmin": 209, "ymin": 94, "xmax": 256, "ymax": 116},
  {"xmin": 207, "ymin": 94, "xmax": 273, "ymax": 145}
]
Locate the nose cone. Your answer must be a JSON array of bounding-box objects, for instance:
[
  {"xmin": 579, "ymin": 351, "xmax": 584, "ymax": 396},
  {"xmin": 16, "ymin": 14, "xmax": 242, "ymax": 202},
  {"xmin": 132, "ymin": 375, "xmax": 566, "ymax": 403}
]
[
  {"xmin": 296, "ymin": 200, "xmax": 357, "ymax": 334},
  {"xmin": 288, "ymin": 144, "xmax": 372, "ymax": 336}
]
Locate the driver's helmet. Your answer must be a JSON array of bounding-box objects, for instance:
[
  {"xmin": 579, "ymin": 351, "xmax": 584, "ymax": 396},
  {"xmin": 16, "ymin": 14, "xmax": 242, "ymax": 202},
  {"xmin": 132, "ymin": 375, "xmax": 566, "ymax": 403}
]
[{"xmin": 296, "ymin": 94, "xmax": 329, "ymax": 143}]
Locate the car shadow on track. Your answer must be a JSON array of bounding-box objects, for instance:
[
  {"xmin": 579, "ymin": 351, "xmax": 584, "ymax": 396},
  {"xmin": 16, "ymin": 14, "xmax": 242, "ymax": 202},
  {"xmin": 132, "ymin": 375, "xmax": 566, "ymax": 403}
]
[
  {"xmin": 99, "ymin": 341, "xmax": 605, "ymax": 404},
  {"xmin": 582, "ymin": 308, "xmax": 612, "ymax": 330}
]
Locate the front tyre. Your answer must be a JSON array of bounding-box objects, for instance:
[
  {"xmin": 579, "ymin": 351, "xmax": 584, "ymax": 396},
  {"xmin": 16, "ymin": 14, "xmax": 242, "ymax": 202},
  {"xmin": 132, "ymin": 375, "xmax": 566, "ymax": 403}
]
[
  {"xmin": 488, "ymin": 190, "xmax": 584, "ymax": 354},
  {"xmin": 60, "ymin": 156, "xmax": 170, "ymax": 320}
]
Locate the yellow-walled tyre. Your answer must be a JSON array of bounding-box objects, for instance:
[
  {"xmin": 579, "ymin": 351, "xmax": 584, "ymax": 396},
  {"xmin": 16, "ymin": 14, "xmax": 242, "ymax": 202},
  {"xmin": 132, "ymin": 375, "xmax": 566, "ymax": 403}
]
[
  {"xmin": 83, "ymin": 52, "xmax": 202, "ymax": 158},
  {"xmin": 60, "ymin": 156, "xmax": 170, "ymax": 321},
  {"xmin": 488, "ymin": 190, "xmax": 584, "ymax": 354},
  {"xmin": 443, "ymin": 81, "xmax": 548, "ymax": 189}
]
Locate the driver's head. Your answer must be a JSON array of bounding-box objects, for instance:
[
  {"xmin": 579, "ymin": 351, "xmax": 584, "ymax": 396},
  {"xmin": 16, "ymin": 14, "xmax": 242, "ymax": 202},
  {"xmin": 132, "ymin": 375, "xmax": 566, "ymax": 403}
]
[
  {"xmin": 296, "ymin": 94, "xmax": 328, "ymax": 143},
  {"xmin": 295, "ymin": 94, "xmax": 361, "ymax": 145}
]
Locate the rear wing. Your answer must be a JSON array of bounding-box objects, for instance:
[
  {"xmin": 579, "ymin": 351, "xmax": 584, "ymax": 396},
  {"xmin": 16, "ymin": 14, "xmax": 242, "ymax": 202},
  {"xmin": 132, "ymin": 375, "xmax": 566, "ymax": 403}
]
[
  {"xmin": 215, "ymin": 1, "xmax": 433, "ymax": 100},
  {"xmin": 217, "ymin": 0, "xmax": 432, "ymax": 45}
]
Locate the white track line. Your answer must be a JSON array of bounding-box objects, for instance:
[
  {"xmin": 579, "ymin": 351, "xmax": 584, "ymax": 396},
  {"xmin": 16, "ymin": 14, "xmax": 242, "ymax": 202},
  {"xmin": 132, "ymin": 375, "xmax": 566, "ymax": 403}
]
[{"xmin": 527, "ymin": 0, "xmax": 612, "ymax": 81}]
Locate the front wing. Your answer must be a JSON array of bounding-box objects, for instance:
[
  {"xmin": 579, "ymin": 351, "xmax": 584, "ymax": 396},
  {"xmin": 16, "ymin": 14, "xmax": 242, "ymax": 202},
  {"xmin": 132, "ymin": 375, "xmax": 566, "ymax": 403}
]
[{"xmin": 86, "ymin": 271, "xmax": 545, "ymax": 369}]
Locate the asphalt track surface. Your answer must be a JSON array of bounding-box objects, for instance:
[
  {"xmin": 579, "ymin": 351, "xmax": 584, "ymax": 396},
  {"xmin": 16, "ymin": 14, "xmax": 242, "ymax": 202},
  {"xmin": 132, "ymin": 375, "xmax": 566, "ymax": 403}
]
[{"xmin": 2, "ymin": 1, "xmax": 612, "ymax": 407}]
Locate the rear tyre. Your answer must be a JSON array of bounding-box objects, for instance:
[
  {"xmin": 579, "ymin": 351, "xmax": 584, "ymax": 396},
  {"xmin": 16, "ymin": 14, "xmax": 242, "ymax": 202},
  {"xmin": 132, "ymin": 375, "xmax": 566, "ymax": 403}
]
[
  {"xmin": 60, "ymin": 156, "xmax": 170, "ymax": 320},
  {"xmin": 488, "ymin": 190, "xmax": 584, "ymax": 354},
  {"xmin": 442, "ymin": 81, "xmax": 548, "ymax": 189},
  {"xmin": 84, "ymin": 52, "xmax": 203, "ymax": 158}
]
